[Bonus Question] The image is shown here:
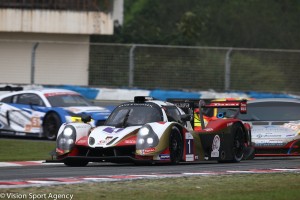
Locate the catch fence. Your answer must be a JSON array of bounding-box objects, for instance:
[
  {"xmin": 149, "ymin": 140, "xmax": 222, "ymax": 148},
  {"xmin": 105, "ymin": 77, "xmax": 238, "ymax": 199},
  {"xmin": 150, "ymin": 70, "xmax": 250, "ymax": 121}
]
[{"xmin": 1, "ymin": 40, "xmax": 300, "ymax": 94}]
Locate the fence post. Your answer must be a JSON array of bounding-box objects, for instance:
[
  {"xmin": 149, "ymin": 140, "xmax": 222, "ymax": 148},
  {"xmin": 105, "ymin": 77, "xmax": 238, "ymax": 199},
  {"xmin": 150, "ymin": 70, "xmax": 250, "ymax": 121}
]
[
  {"xmin": 129, "ymin": 44, "xmax": 136, "ymax": 87},
  {"xmin": 31, "ymin": 42, "xmax": 39, "ymax": 84},
  {"xmin": 225, "ymin": 48, "xmax": 233, "ymax": 91}
]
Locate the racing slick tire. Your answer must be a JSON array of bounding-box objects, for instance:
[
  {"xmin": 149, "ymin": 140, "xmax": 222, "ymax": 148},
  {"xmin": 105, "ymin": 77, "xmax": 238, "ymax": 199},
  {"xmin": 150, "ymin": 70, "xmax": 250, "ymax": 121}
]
[
  {"xmin": 43, "ymin": 112, "xmax": 61, "ymax": 140},
  {"xmin": 169, "ymin": 127, "xmax": 183, "ymax": 164},
  {"xmin": 63, "ymin": 160, "xmax": 89, "ymax": 167},
  {"xmin": 230, "ymin": 123, "xmax": 245, "ymax": 163}
]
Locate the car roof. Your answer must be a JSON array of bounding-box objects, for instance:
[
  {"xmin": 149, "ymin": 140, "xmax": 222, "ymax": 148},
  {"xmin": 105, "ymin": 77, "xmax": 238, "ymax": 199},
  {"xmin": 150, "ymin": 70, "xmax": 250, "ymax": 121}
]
[
  {"xmin": 116, "ymin": 99, "xmax": 177, "ymax": 109},
  {"xmin": 0, "ymin": 88, "xmax": 79, "ymax": 98}
]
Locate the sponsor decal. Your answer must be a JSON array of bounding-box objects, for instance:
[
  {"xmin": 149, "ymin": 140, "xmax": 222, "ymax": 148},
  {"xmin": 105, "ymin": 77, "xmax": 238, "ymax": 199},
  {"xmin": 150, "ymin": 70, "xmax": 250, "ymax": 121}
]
[
  {"xmin": 185, "ymin": 132, "xmax": 193, "ymax": 140},
  {"xmin": 210, "ymin": 102, "xmax": 239, "ymax": 107},
  {"xmin": 124, "ymin": 139, "xmax": 136, "ymax": 144},
  {"xmin": 143, "ymin": 147, "xmax": 156, "ymax": 154},
  {"xmin": 211, "ymin": 135, "xmax": 220, "ymax": 158},
  {"xmin": 255, "ymin": 140, "xmax": 286, "ymax": 146},
  {"xmin": 256, "ymin": 133, "xmax": 282, "ymax": 138},
  {"xmin": 103, "ymin": 127, "xmax": 114, "ymax": 133},
  {"xmin": 97, "ymin": 136, "xmax": 114, "ymax": 145},
  {"xmin": 159, "ymin": 154, "xmax": 170, "ymax": 160},
  {"xmin": 75, "ymin": 124, "xmax": 90, "ymax": 129},
  {"xmin": 119, "ymin": 103, "xmax": 154, "ymax": 107},
  {"xmin": 116, "ymin": 128, "xmax": 124, "ymax": 132},
  {"xmin": 185, "ymin": 154, "xmax": 194, "ymax": 162},
  {"xmin": 174, "ymin": 102, "xmax": 190, "ymax": 108},
  {"xmin": 240, "ymin": 102, "xmax": 247, "ymax": 113},
  {"xmin": 283, "ymin": 122, "xmax": 300, "ymax": 131},
  {"xmin": 204, "ymin": 128, "xmax": 213, "ymax": 132},
  {"xmin": 227, "ymin": 122, "xmax": 233, "ymax": 127},
  {"xmin": 286, "ymin": 134, "xmax": 295, "ymax": 137},
  {"xmin": 98, "ymin": 140, "xmax": 106, "ymax": 144},
  {"xmin": 103, "ymin": 127, "xmax": 124, "ymax": 134}
]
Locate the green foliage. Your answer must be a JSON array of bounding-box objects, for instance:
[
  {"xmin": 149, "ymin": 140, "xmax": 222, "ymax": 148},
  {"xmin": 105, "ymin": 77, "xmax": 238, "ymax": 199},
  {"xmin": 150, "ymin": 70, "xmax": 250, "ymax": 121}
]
[
  {"xmin": 92, "ymin": 0, "xmax": 300, "ymax": 49},
  {"xmin": 230, "ymin": 52, "xmax": 287, "ymax": 91}
]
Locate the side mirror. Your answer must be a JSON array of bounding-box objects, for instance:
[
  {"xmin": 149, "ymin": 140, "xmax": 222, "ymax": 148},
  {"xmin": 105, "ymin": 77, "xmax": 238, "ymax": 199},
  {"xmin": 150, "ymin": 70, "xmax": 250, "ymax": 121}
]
[{"xmin": 81, "ymin": 114, "xmax": 92, "ymax": 123}]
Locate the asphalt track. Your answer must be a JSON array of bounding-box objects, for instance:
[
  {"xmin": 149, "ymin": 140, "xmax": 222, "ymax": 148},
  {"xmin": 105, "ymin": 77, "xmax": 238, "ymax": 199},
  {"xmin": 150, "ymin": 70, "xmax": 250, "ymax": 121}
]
[{"xmin": 0, "ymin": 157, "xmax": 299, "ymax": 181}]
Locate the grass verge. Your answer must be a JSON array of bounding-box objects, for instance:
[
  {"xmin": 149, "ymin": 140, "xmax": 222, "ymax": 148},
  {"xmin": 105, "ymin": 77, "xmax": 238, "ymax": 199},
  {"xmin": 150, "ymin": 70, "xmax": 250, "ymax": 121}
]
[
  {"xmin": 0, "ymin": 173, "xmax": 299, "ymax": 200},
  {"xmin": 0, "ymin": 138, "xmax": 55, "ymax": 161}
]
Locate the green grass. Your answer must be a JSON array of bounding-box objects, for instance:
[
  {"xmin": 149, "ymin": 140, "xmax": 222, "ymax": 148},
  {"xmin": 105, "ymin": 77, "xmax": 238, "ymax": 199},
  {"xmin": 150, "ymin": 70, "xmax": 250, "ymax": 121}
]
[
  {"xmin": 0, "ymin": 173, "xmax": 299, "ymax": 200},
  {"xmin": 0, "ymin": 138, "xmax": 55, "ymax": 161}
]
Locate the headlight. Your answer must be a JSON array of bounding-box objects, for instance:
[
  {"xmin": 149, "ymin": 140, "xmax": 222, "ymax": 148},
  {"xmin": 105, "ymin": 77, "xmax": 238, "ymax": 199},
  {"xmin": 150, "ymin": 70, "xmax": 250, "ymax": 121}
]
[
  {"xmin": 56, "ymin": 125, "xmax": 76, "ymax": 152},
  {"xmin": 138, "ymin": 138, "xmax": 145, "ymax": 145},
  {"xmin": 67, "ymin": 139, "xmax": 74, "ymax": 145},
  {"xmin": 139, "ymin": 127, "xmax": 149, "ymax": 136},
  {"xmin": 63, "ymin": 127, "xmax": 73, "ymax": 137},
  {"xmin": 136, "ymin": 124, "xmax": 159, "ymax": 150},
  {"xmin": 147, "ymin": 138, "xmax": 154, "ymax": 144}
]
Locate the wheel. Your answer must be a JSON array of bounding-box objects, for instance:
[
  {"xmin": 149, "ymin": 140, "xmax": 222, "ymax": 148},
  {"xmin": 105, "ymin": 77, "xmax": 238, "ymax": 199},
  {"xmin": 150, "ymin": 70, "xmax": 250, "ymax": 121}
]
[
  {"xmin": 64, "ymin": 160, "xmax": 89, "ymax": 167},
  {"xmin": 231, "ymin": 123, "xmax": 245, "ymax": 162},
  {"xmin": 43, "ymin": 112, "xmax": 61, "ymax": 140},
  {"xmin": 169, "ymin": 127, "xmax": 183, "ymax": 164}
]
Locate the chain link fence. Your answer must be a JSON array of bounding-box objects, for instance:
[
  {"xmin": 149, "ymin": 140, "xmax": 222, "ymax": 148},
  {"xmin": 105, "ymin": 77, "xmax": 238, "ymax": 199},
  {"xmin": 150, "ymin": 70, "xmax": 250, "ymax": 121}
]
[
  {"xmin": 1, "ymin": 40, "xmax": 300, "ymax": 94},
  {"xmin": 90, "ymin": 43, "xmax": 300, "ymax": 93}
]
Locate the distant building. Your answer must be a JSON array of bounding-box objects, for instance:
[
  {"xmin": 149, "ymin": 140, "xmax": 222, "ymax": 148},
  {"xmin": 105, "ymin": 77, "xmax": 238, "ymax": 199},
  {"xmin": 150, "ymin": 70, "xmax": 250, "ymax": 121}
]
[{"xmin": 0, "ymin": 0, "xmax": 123, "ymax": 86}]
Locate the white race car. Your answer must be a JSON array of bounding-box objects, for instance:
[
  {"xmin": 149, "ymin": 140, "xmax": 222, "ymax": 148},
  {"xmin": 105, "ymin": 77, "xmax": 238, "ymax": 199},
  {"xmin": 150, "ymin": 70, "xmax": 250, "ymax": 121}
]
[
  {"xmin": 237, "ymin": 98, "xmax": 300, "ymax": 156},
  {"xmin": 0, "ymin": 87, "xmax": 111, "ymax": 140}
]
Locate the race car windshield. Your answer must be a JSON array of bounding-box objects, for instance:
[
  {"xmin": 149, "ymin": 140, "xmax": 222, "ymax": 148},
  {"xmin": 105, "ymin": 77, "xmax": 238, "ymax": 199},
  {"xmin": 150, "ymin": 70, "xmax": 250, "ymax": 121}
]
[
  {"xmin": 237, "ymin": 102, "xmax": 300, "ymax": 121},
  {"xmin": 105, "ymin": 105, "xmax": 163, "ymax": 127},
  {"xmin": 47, "ymin": 94, "xmax": 93, "ymax": 107}
]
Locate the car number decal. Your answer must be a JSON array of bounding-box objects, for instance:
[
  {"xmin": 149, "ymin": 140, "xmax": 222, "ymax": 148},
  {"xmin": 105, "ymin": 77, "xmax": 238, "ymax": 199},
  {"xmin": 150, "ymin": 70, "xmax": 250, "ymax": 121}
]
[
  {"xmin": 211, "ymin": 135, "xmax": 220, "ymax": 158},
  {"xmin": 185, "ymin": 132, "xmax": 194, "ymax": 161}
]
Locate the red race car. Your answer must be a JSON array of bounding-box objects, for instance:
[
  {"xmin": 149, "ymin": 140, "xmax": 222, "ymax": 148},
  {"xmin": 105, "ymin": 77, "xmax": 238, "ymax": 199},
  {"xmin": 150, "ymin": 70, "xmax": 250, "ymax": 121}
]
[{"xmin": 48, "ymin": 97, "xmax": 254, "ymax": 166}]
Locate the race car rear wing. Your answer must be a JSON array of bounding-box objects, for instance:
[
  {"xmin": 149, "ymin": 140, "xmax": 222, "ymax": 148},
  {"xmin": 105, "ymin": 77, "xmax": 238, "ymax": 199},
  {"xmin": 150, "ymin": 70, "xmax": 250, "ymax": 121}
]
[{"xmin": 168, "ymin": 98, "xmax": 247, "ymax": 129}]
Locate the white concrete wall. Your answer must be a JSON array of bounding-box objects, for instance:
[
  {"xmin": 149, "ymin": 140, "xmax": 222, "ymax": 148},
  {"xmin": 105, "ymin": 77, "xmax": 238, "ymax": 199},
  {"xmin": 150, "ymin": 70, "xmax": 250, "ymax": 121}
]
[
  {"xmin": 0, "ymin": 33, "xmax": 90, "ymax": 85},
  {"xmin": 0, "ymin": 9, "xmax": 113, "ymax": 35}
]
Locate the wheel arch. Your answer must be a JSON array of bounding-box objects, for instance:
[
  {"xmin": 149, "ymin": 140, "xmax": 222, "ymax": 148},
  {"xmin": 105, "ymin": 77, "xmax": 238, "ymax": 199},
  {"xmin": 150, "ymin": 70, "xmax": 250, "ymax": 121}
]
[
  {"xmin": 42, "ymin": 109, "xmax": 66, "ymax": 127},
  {"xmin": 232, "ymin": 121, "xmax": 249, "ymax": 143},
  {"xmin": 169, "ymin": 124, "xmax": 185, "ymax": 164},
  {"xmin": 42, "ymin": 110, "xmax": 66, "ymax": 139}
]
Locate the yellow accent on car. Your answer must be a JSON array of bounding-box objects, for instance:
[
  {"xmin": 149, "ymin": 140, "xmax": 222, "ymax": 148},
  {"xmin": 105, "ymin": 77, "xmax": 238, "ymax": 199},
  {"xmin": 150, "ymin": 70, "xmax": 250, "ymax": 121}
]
[{"xmin": 71, "ymin": 116, "xmax": 82, "ymax": 122}]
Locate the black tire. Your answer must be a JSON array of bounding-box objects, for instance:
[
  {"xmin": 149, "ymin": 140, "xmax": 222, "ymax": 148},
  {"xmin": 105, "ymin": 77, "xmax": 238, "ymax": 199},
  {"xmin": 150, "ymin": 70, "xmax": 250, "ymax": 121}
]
[
  {"xmin": 64, "ymin": 160, "xmax": 89, "ymax": 167},
  {"xmin": 169, "ymin": 127, "xmax": 183, "ymax": 164},
  {"xmin": 43, "ymin": 112, "xmax": 61, "ymax": 140},
  {"xmin": 231, "ymin": 123, "xmax": 245, "ymax": 163}
]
